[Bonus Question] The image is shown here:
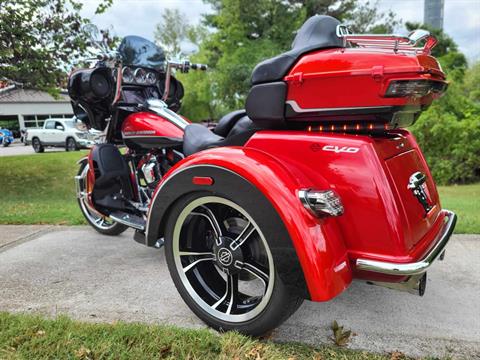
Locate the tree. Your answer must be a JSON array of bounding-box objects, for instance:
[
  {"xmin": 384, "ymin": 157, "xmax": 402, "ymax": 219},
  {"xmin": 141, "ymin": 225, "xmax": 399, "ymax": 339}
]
[
  {"xmin": 0, "ymin": 0, "xmax": 113, "ymax": 94},
  {"xmin": 464, "ymin": 62, "xmax": 480, "ymax": 104},
  {"xmin": 409, "ymin": 23, "xmax": 479, "ymax": 184},
  {"xmin": 154, "ymin": 8, "xmax": 189, "ymax": 57},
  {"xmin": 153, "ymin": 8, "xmax": 208, "ymax": 58}
]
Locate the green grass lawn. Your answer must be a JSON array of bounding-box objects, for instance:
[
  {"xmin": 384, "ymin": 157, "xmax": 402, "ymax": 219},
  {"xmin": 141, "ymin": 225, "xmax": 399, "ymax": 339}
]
[
  {"xmin": 0, "ymin": 312, "xmax": 401, "ymax": 360},
  {"xmin": 0, "ymin": 152, "xmax": 478, "ymax": 233},
  {"xmin": 0, "ymin": 152, "xmax": 87, "ymax": 225},
  {"xmin": 438, "ymin": 183, "xmax": 480, "ymax": 234}
]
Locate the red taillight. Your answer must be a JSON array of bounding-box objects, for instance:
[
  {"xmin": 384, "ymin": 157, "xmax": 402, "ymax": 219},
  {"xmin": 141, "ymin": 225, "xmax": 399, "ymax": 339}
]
[{"xmin": 384, "ymin": 79, "xmax": 447, "ymax": 98}]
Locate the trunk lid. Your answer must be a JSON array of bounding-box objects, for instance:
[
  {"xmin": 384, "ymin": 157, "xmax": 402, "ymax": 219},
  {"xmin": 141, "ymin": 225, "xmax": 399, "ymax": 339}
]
[{"xmin": 374, "ymin": 132, "xmax": 441, "ymax": 250}]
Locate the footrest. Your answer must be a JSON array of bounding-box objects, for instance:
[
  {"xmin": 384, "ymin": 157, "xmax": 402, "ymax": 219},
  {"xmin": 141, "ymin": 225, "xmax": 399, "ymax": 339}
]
[{"xmin": 109, "ymin": 211, "xmax": 146, "ymax": 231}]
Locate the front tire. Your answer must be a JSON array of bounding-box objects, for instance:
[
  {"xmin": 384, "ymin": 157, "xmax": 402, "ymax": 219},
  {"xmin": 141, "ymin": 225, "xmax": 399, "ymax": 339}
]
[
  {"xmin": 164, "ymin": 192, "xmax": 302, "ymax": 336},
  {"xmin": 77, "ymin": 162, "xmax": 128, "ymax": 236}
]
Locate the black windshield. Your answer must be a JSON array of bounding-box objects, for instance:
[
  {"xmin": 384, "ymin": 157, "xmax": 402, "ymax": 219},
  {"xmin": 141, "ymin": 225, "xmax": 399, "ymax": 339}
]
[{"xmin": 117, "ymin": 36, "xmax": 165, "ymax": 71}]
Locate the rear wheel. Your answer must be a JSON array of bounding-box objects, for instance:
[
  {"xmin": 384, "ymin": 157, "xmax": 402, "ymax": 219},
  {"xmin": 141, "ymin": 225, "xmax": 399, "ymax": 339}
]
[
  {"xmin": 77, "ymin": 162, "xmax": 128, "ymax": 236},
  {"xmin": 164, "ymin": 192, "xmax": 302, "ymax": 336},
  {"xmin": 66, "ymin": 137, "xmax": 79, "ymax": 151},
  {"xmin": 32, "ymin": 138, "xmax": 44, "ymax": 153}
]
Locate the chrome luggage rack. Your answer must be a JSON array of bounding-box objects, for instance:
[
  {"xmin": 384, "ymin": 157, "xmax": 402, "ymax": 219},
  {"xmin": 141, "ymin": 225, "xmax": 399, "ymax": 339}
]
[{"xmin": 336, "ymin": 25, "xmax": 437, "ymax": 55}]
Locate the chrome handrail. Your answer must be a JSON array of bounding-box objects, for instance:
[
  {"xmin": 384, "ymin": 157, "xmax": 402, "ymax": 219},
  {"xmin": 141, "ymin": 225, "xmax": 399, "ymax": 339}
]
[{"xmin": 336, "ymin": 25, "xmax": 437, "ymax": 54}]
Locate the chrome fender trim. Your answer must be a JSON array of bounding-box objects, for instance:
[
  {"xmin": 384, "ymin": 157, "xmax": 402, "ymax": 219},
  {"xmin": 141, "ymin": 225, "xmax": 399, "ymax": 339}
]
[{"xmin": 356, "ymin": 210, "xmax": 457, "ymax": 276}]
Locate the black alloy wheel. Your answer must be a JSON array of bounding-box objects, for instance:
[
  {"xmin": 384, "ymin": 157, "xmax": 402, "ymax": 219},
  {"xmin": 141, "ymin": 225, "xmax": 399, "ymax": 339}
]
[{"xmin": 164, "ymin": 192, "xmax": 303, "ymax": 336}]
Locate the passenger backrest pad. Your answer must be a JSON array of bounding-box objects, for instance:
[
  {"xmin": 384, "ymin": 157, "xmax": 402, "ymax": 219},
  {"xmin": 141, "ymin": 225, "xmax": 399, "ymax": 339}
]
[{"xmin": 245, "ymin": 81, "xmax": 287, "ymax": 129}]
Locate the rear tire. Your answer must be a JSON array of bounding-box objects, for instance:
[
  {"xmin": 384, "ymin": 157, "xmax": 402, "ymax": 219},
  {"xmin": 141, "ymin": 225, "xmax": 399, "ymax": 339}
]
[
  {"xmin": 77, "ymin": 162, "xmax": 128, "ymax": 236},
  {"xmin": 66, "ymin": 137, "xmax": 79, "ymax": 151},
  {"xmin": 164, "ymin": 192, "xmax": 303, "ymax": 336},
  {"xmin": 32, "ymin": 138, "xmax": 44, "ymax": 153}
]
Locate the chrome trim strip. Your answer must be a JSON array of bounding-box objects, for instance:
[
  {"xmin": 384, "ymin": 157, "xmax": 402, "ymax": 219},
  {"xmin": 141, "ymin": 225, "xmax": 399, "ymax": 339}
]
[
  {"xmin": 285, "ymin": 100, "xmax": 390, "ymax": 114},
  {"xmin": 356, "ymin": 210, "xmax": 456, "ymax": 275},
  {"xmin": 145, "ymin": 99, "xmax": 189, "ymax": 130}
]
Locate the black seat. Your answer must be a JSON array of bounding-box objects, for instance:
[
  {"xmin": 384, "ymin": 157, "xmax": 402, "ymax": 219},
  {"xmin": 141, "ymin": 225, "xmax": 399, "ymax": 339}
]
[
  {"xmin": 212, "ymin": 109, "xmax": 247, "ymax": 137},
  {"xmin": 183, "ymin": 111, "xmax": 260, "ymax": 156},
  {"xmin": 251, "ymin": 15, "xmax": 343, "ymax": 85}
]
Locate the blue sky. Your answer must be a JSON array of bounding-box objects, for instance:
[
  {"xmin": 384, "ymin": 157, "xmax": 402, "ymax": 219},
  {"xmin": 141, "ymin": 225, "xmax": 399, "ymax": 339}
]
[{"xmin": 81, "ymin": 0, "xmax": 480, "ymax": 61}]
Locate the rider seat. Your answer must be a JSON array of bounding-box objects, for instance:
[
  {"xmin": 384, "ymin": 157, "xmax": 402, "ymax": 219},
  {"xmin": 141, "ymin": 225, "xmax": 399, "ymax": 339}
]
[{"xmin": 183, "ymin": 110, "xmax": 261, "ymax": 156}]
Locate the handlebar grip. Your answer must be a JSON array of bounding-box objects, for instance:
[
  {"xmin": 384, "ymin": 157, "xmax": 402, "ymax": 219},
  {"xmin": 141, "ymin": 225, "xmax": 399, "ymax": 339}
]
[
  {"xmin": 96, "ymin": 52, "xmax": 118, "ymax": 62},
  {"xmin": 191, "ymin": 63, "xmax": 208, "ymax": 71}
]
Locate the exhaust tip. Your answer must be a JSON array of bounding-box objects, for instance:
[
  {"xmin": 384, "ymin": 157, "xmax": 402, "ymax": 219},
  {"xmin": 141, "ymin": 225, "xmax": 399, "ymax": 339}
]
[{"xmin": 418, "ymin": 273, "xmax": 427, "ymax": 296}]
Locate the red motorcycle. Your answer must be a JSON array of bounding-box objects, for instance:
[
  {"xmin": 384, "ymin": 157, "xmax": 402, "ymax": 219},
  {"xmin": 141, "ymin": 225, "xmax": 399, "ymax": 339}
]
[{"xmin": 70, "ymin": 15, "xmax": 456, "ymax": 336}]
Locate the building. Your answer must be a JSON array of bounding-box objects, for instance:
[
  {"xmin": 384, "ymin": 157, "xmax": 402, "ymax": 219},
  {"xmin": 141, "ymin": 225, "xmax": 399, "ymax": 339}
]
[
  {"xmin": 424, "ymin": 0, "xmax": 444, "ymax": 30},
  {"xmin": 0, "ymin": 81, "xmax": 73, "ymax": 132}
]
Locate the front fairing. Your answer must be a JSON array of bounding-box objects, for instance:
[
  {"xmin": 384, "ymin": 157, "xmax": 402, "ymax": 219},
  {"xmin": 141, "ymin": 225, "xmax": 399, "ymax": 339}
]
[{"xmin": 117, "ymin": 36, "xmax": 166, "ymax": 71}]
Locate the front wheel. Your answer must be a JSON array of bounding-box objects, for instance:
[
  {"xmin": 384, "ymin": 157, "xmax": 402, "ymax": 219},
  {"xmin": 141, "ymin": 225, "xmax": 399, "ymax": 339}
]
[
  {"xmin": 164, "ymin": 193, "xmax": 302, "ymax": 336},
  {"xmin": 77, "ymin": 162, "xmax": 128, "ymax": 236}
]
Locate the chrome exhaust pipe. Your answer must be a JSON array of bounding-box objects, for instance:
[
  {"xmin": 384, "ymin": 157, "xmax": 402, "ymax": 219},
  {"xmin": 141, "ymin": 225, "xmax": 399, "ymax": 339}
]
[{"xmin": 366, "ymin": 272, "xmax": 427, "ymax": 296}]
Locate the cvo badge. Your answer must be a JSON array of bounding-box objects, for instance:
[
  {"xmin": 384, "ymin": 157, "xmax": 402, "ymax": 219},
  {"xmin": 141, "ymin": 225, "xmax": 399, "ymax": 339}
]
[{"xmin": 408, "ymin": 172, "xmax": 433, "ymax": 214}]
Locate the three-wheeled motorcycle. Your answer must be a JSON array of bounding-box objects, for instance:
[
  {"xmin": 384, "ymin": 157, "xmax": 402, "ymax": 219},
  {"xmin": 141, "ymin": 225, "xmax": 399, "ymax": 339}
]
[{"xmin": 69, "ymin": 15, "xmax": 456, "ymax": 336}]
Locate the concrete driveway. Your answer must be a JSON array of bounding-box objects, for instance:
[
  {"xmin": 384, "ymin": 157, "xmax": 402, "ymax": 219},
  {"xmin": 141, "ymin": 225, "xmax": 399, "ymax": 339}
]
[{"xmin": 0, "ymin": 226, "xmax": 479, "ymax": 359}]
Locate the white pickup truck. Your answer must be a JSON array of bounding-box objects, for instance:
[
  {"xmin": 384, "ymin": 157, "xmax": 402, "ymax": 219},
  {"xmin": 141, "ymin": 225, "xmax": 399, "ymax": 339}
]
[{"xmin": 26, "ymin": 118, "xmax": 98, "ymax": 153}]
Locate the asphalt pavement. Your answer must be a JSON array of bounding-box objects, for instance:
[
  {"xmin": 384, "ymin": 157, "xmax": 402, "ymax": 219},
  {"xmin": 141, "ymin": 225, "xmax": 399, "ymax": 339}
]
[
  {"xmin": 0, "ymin": 140, "xmax": 64, "ymax": 156},
  {"xmin": 0, "ymin": 225, "xmax": 479, "ymax": 359}
]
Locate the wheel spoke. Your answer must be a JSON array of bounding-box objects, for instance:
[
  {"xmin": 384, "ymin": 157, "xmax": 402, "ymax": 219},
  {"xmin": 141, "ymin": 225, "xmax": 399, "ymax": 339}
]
[
  {"xmin": 179, "ymin": 251, "xmax": 214, "ymax": 257},
  {"xmin": 211, "ymin": 274, "xmax": 239, "ymax": 313},
  {"xmin": 182, "ymin": 252, "xmax": 215, "ymax": 273},
  {"xmin": 226, "ymin": 274, "xmax": 238, "ymax": 315},
  {"xmin": 235, "ymin": 261, "xmax": 269, "ymax": 289},
  {"xmin": 230, "ymin": 221, "xmax": 256, "ymax": 250},
  {"xmin": 190, "ymin": 206, "xmax": 222, "ymax": 245}
]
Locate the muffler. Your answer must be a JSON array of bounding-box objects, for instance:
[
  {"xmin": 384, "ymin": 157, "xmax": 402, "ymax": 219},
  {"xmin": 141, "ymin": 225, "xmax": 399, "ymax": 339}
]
[{"xmin": 367, "ymin": 272, "xmax": 427, "ymax": 296}]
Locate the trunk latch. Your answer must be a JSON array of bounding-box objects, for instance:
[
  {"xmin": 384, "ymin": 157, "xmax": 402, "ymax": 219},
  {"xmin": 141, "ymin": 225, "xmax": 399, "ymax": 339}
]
[{"xmin": 407, "ymin": 172, "xmax": 433, "ymax": 214}]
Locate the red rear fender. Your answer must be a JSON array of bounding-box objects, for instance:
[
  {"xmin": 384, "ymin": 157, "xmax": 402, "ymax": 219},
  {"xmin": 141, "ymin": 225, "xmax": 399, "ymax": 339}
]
[{"xmin": 146, "ymin": 147, "xmax": 352, "ymax": 301}]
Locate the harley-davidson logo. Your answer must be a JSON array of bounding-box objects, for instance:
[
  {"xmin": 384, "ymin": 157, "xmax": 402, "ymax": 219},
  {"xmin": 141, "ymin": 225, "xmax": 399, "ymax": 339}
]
[
  {"xmin": 408, "ymin": 172, "xmax": 433, "ymax": 214},
  {"xmin": 122, "ymin": 130, "xmax": 156, "ymax": 136},
  {"xmin": 218, "ymin": 248, "xmax": 233, "ymax": 267}
]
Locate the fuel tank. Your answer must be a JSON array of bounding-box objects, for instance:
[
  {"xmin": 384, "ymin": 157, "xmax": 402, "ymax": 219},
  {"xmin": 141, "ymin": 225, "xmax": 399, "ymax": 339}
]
[{"xmin": 121, "ymin": 111, "xmax": 187, "ymax": 149}]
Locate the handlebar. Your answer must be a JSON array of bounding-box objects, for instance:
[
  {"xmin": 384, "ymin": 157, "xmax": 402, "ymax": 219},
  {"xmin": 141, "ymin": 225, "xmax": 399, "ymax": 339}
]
[
  {"xmin": 190, "ymin": 62, "xmax": 208, "ymax": 71},
  {"xmin": 167, "ymin": 60, "xmax": 208, "ymax": 73},
  {"xmin": 161, "ymin": 59, "xmax": 207, "ymax": 102},
  {"xmin": 96, "ymin": 51, "xmax": 120, "ymax": 62}
]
